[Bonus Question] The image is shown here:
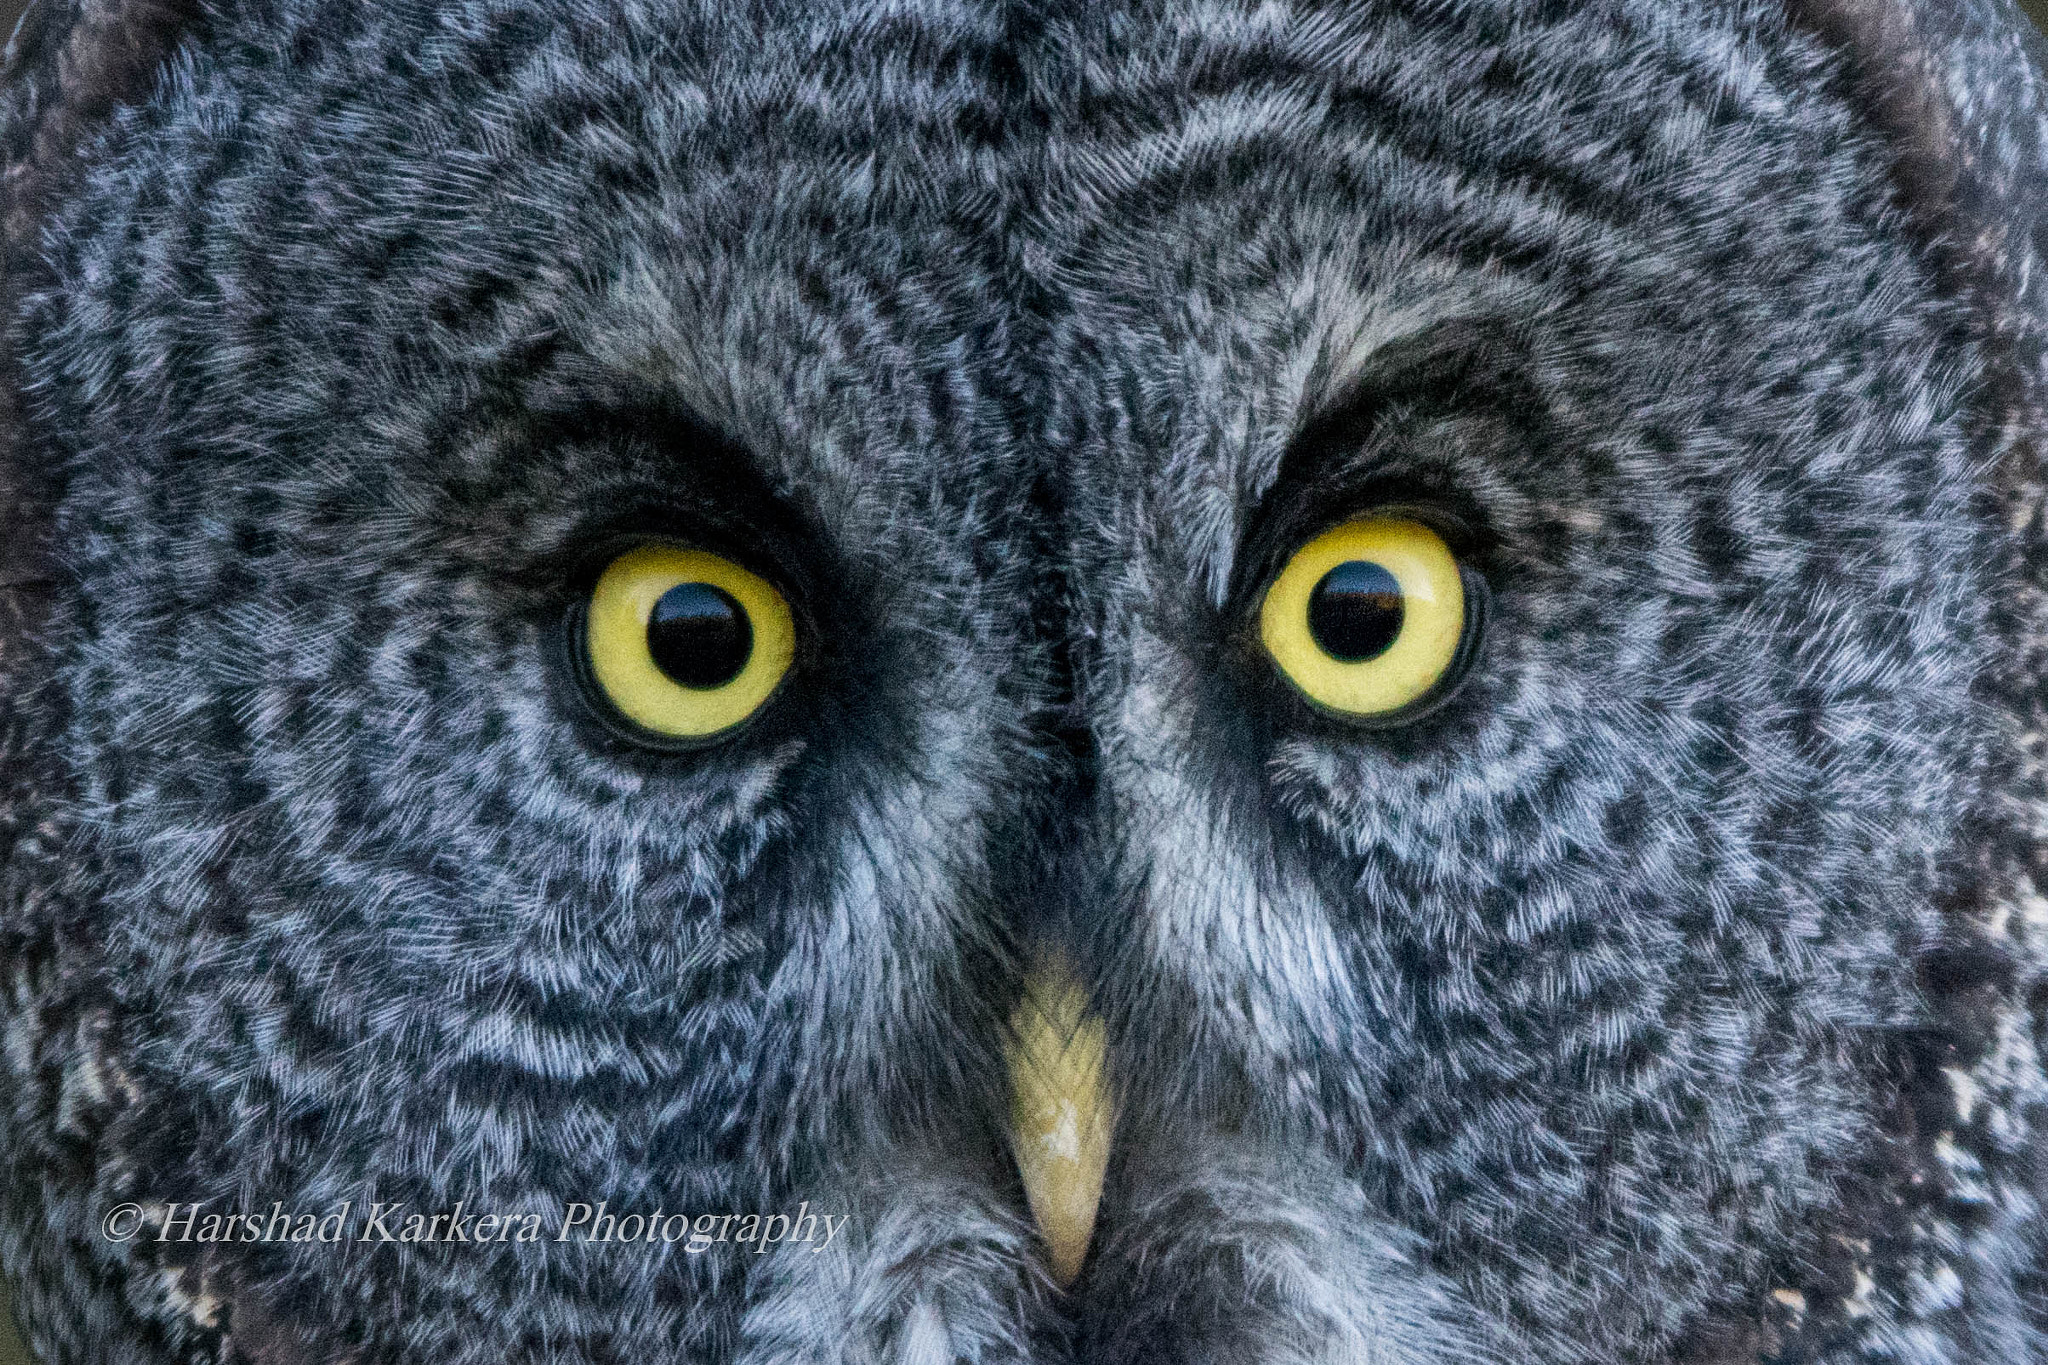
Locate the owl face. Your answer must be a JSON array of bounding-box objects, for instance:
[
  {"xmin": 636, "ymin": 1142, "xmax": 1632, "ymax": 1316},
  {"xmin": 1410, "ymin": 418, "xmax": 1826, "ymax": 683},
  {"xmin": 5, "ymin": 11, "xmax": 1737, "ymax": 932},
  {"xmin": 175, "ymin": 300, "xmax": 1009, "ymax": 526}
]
[{"xmin": 1, "ymin": 0, "xmax": 2034, "ymax": 1362}]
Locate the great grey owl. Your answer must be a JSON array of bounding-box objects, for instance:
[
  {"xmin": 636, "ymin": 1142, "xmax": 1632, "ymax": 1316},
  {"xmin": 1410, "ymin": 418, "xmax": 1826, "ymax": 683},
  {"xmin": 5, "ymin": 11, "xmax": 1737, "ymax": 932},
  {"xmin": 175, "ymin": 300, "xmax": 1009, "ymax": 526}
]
[{"xmin": 2, "ymin": 0, "xmax": 2048, "ymax": 1361}]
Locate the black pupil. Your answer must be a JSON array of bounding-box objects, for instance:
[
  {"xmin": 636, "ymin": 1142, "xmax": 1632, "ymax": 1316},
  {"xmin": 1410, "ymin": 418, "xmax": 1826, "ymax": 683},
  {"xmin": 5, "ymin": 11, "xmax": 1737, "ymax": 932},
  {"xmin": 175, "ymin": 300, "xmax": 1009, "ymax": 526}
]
[
  {"xmin": 646, "ymin": 582, "xmax": 753, "ymax": 689},
  {"xmin": 1307, "ymin": 560, "xmax": 1404, "ymax": 662}
]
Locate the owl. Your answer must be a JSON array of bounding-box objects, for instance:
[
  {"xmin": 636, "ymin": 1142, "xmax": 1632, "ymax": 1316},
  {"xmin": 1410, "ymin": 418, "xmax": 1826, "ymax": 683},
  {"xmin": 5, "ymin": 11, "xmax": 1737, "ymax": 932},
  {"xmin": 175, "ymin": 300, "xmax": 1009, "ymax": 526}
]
[{"xmin": 2, "ymin": 0, "xmax": 2047, "ymax": 1361}]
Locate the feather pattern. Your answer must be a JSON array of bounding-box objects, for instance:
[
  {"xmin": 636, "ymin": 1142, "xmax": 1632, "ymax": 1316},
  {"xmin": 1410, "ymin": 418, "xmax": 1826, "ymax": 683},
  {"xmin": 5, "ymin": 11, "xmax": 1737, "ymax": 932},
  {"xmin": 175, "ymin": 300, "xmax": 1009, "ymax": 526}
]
[{"xmin": 0, "ymin": 1, "xmax": 2046, "ymax": 1362}]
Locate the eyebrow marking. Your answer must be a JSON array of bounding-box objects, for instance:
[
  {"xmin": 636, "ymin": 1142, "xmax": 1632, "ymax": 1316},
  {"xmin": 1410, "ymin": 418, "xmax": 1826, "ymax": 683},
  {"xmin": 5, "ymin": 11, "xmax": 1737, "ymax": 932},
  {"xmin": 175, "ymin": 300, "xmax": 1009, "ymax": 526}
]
[
  {"xmin": 1294, "ymin": 258, "xmax": 1544, "ymax": 450},
  {"xmin": 1212, "ymin": 261, "xmax": 1541, "ymax": 575}
]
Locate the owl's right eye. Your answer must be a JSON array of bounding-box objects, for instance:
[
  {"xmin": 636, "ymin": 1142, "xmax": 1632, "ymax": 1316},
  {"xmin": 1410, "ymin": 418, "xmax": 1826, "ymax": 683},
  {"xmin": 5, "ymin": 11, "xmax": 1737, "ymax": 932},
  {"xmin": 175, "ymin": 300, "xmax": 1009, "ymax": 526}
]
[{"xmin": 581, "ymin": 544, "xmax": 795, "ymax": 743}]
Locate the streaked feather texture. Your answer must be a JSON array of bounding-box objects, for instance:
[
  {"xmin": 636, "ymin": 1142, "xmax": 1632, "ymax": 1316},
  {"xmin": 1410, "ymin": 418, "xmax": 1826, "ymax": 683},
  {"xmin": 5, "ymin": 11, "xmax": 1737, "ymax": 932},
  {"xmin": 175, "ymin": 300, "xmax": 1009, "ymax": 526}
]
[{"xmin": 0, "ymin": 0, "xmax": 2045, "ymax": 1362}]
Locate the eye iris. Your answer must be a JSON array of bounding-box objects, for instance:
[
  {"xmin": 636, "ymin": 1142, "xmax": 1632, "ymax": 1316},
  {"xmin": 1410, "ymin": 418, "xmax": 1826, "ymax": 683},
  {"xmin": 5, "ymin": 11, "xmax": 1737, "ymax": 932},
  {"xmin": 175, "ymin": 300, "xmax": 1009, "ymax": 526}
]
[
  {"xmin": 1306, "ymin": 560, "xmax": 1404, "ymax": 662},
  {"xmin": 646, "ymin": 582, "xmax": 753, "ymax": 689},
  {"xmin": 1259, "ymin": 516, "xmax": 1471, "ymax": 722},
  {"xmin": 583, "ymin": 543, "xmax": 795, "ymax": 742}
]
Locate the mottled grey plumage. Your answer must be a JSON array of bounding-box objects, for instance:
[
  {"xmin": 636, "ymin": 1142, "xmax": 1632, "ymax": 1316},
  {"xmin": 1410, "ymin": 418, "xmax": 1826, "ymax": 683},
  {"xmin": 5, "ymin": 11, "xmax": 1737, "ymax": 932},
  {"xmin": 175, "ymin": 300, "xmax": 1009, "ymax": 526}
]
[
  {"xmin": 1024, "ymin": 2, "xmax": 2048, "ymax": 1360},
  {"xmin": 2, "ymin": 0, "xmax": 2046, "ymax": 1363},
  {"xmin": 0, "ymin": 2, "xmax": 1056, "ymax": 1361}
]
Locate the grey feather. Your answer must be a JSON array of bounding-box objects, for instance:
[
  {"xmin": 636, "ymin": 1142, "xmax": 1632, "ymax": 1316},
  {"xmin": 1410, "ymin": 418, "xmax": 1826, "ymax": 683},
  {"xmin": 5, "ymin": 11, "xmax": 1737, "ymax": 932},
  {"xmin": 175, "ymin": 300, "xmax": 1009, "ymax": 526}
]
[{"xmin": 2, "ymin": 0, "xmax": 2047, "ymax": 1362}]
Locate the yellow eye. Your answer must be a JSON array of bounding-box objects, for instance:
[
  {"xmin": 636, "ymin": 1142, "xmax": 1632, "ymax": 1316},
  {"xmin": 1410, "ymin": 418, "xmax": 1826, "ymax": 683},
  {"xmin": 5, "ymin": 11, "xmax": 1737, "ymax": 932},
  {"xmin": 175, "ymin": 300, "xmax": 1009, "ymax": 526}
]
[
  {"xmin": 584, "ymin": 544, "xmax": 795, "ymax": 741},
  {"xmin": 1259, "ymin": 516, "xmax": 1467, "ymax": 719}
]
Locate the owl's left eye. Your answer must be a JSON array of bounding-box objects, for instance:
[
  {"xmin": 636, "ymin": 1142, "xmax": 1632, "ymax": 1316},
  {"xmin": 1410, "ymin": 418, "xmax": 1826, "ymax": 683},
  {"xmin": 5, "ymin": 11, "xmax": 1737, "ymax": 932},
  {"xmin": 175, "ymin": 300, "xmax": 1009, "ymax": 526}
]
[
  {"xmin": 1259, "ymin": 516, "xmax": 1481, "ymax": 723},
  {"xmin": 581, "ymin": 543, "xmax": 796, "ymax": 743}
]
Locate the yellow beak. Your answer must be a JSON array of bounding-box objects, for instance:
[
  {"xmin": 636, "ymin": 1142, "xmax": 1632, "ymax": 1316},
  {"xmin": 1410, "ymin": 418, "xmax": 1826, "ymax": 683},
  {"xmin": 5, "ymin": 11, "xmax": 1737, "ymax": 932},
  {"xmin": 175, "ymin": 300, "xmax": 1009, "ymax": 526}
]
[{"xmin": 1005, "ymin": 954, "xmax": 1114, "ymax": 1287}]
